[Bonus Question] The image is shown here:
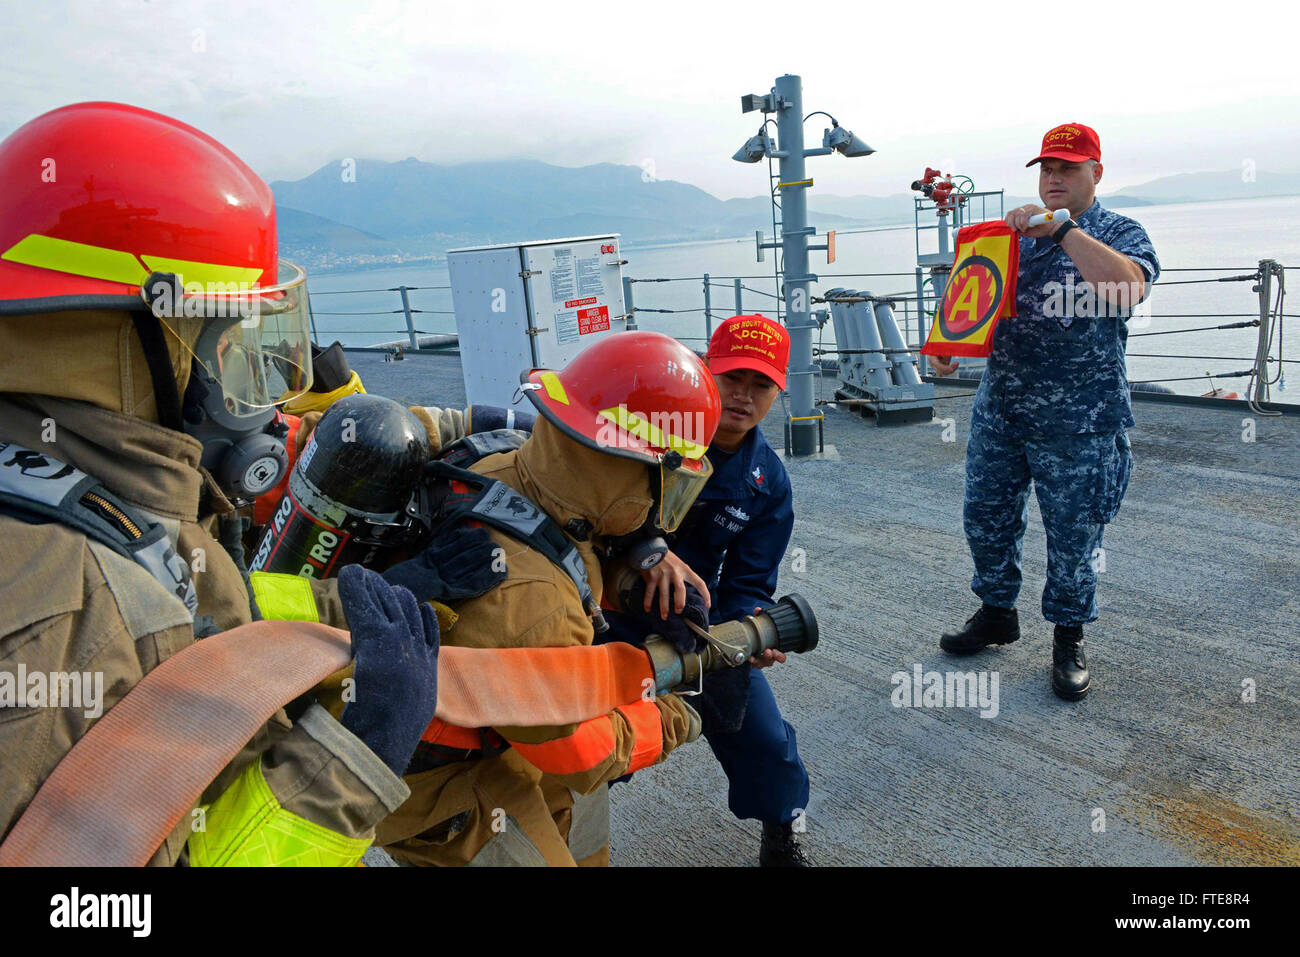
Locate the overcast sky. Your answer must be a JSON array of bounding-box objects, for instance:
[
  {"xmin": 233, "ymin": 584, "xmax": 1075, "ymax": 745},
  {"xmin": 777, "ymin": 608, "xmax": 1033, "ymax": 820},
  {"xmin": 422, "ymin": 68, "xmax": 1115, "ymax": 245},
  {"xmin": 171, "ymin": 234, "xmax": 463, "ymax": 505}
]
[{"xmin": 3, "ymin": 0, "xmax": 1298, "ymax": 200}]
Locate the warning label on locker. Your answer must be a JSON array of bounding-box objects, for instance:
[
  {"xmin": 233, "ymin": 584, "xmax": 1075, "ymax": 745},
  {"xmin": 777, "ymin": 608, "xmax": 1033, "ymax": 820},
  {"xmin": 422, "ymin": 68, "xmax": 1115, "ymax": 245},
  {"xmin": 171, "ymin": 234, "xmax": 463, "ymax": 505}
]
[
  {"xmin": 576, "ymin": 255, "xmax": 605, "ymax": 296},
  {"xmin": 578, "ymin": 305, "xmax": 610, "ymax": 335},
  {"xmin": 549, "ymin": 248, "xmax": 576, "ymax": 300},
  {"xmin": 554, "ymin": 304, "xmax": 610, "ymax": 344}
]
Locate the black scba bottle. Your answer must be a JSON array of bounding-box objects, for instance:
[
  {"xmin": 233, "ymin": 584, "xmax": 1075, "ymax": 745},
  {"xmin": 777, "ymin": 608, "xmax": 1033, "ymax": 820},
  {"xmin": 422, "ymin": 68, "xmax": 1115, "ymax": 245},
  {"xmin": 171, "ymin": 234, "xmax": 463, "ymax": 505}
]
[{"xmin": 251, "ymin": 394, "xmax": 430, "ymax": 578}]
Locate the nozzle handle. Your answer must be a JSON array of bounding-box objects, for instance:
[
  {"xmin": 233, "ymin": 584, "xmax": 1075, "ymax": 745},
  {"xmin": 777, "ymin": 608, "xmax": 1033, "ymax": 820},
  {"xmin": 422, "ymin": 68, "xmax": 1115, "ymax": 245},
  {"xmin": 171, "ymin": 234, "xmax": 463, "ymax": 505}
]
[{"xmin": 757, "ymin": 593, "xmax": 819, "ymax": 654}]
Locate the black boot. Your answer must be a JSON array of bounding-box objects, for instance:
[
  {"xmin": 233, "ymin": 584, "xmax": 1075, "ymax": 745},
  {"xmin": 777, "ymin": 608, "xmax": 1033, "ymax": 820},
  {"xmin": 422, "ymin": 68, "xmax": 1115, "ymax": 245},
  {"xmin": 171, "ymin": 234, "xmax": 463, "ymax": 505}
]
[
  {"xmin": 939, "ymin": 604, "xmax": 1020, "ymax": 654},
  {"xmin": 759, "ymin": 822, "xmax": 811, "ymax": 867},
  {"xmin": 1052, "ymin": 625, "xmax": 1091, "ymax": 700}
]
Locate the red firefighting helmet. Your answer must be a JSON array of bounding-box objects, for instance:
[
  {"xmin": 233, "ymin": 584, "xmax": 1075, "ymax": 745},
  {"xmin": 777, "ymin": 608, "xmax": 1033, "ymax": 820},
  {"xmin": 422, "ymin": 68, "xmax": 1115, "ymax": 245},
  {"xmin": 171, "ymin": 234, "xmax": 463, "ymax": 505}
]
[
  {"xmin": 520, "ymin": 331, "xmax": 722, "ymax": 532},
  {"xmin": 0, "ymin": 101, "xmax": 313, "ymax": 411}
]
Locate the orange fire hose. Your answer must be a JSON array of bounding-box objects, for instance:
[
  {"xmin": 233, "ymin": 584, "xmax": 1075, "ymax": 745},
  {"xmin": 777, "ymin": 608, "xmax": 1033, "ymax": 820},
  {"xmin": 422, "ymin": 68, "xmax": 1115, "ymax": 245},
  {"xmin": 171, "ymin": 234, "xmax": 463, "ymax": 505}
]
[{"xmin": 0, "ymin": 621, "xmax": 654, "ymax": 867}]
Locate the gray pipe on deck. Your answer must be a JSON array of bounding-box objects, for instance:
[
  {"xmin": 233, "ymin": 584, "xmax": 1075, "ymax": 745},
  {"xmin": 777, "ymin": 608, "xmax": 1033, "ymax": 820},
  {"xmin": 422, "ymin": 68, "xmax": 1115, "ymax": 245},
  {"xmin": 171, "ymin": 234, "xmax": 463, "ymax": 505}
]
[
  {"xmin": 827, "ymin": 288, "xmax": 865, "ymax": 390},
  {"xmin": 854, "ymin": 290, "xmax": 894, "ymax": 392},
  {"xmin": 874, "ymin": 298, "xmax": 922, "ymax": 388}
]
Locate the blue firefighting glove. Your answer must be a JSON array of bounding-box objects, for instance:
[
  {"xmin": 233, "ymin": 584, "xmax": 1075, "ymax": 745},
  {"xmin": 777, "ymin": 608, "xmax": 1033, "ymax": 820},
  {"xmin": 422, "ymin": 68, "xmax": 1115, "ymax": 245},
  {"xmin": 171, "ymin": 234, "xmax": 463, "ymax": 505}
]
[
  {"xmin": 337, "ymin": 564, "xmax": 439, "ymax": 777},
  {"xmin": 467, "ymin": 404, "xmax": 536, "ymax": 434},
  {"xmin": 625, "ymin": 579, "xmax": 710, "ymax": 654},
  {"xmin": 382, "ymin": 523, "xmax": 506, "ymax": 603}
]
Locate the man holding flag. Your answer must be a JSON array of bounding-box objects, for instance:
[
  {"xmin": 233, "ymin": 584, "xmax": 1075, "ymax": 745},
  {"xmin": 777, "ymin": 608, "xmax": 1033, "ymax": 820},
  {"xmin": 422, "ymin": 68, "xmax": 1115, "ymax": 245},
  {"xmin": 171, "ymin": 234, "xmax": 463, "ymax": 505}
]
[{"xmin": 929, "ymin": 123, "xmax": 1160, "ymax": 700}]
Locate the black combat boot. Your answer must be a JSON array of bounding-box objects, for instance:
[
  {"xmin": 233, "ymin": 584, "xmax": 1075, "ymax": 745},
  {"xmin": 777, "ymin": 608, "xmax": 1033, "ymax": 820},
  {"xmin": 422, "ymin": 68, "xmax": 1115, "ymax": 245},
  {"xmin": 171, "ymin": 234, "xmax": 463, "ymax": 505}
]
[
  {"xmin": 1051, "ymin": 625, "xmax": 1091, "ymax": 700},
  {"xmin": 759, "ymin": 822, "xmax": 811, "ymax": 867},
  {"xmin": 939, "ymin": 604, "xmax": 1020, "ymax": 654}
]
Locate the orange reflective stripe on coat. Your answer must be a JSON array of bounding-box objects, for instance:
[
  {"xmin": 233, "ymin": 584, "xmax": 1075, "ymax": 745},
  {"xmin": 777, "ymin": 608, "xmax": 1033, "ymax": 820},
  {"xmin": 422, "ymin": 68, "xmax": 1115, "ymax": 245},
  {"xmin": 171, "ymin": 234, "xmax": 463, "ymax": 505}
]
[
  {"xmin": 507, "ymin": 699, "xmax": 663, "ymax": 777},
  {"xmin": 420, "ymin": 718, "xmax": 504, "ymax": 752},
  {"xmin": 617, "ymin": 699, "xmax": 663, "ymax": 773},
  {"xmin": 509, "ymin": 717, "xmax": 618, "ymax": 776}
]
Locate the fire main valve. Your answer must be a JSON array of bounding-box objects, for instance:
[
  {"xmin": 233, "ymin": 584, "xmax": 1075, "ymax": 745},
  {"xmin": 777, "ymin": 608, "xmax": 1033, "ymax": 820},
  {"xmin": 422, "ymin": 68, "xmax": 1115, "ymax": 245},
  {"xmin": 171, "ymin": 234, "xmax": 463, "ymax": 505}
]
[{"xmin": 911, "ymin": 167, "xmax": 966, "ymax": 212}]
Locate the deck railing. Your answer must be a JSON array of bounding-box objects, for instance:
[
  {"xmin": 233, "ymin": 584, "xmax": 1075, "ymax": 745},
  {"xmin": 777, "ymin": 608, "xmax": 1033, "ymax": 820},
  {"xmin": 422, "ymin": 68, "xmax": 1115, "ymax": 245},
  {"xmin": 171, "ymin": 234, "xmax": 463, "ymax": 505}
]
[{"xmin": 305, "ymin": 260, "xmax": 1293, "ymax": 407}]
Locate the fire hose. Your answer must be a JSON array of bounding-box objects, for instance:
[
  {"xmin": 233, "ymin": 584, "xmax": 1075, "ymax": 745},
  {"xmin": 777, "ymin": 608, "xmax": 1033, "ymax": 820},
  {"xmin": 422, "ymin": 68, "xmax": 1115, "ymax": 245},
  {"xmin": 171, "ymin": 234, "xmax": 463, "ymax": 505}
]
[{"xmin": 0, "ymin": 597, "xmax": 818, "ymax": 866}]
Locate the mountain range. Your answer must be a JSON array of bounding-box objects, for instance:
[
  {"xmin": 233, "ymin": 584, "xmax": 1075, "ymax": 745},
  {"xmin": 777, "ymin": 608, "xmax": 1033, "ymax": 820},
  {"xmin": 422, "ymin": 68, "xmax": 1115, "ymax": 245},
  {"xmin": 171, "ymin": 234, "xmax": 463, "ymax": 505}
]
[{"xmin": 270, "ymin": 160, "xmax": 1299, "ymax": 270}]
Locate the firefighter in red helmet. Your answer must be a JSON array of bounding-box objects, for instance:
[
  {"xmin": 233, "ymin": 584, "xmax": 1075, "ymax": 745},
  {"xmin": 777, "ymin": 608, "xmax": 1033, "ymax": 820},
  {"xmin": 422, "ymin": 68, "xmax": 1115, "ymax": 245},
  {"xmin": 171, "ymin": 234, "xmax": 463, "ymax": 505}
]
[
  {"xmin": 0, "ymin": 102, "xmax": 439, "ymax": 865},
  {"xmin": 377, "ymin": 330, "xmax": 722, "ymax": 866}
]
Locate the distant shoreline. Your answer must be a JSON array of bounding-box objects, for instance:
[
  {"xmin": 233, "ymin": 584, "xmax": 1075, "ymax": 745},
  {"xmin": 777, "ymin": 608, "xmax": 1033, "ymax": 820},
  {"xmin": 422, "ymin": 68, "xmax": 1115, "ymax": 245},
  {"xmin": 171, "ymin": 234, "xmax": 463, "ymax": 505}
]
[{"xmin": 300, "ymin": 193, "xmax": 1300, "ymax": 276}]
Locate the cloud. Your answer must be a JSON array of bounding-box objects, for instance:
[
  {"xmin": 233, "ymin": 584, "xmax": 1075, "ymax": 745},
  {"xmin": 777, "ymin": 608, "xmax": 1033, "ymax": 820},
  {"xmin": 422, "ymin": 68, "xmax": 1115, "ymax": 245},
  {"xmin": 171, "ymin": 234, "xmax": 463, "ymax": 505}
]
[{"xmin": 1, "ymin": 0, "xmax": 1297, "ymax": 199}]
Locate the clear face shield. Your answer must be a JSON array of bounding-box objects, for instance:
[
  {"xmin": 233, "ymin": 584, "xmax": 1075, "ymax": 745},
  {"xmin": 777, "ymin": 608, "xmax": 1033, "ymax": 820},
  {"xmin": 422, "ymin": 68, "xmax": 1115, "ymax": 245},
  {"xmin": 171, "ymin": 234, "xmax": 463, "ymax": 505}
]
[
  {"xmin": 656, "ymin": 453, "xmax": 713, "ymax": 534},
  {"xmin": 142, "ymin": 262, "xmax": 314, "ymax": 416}
]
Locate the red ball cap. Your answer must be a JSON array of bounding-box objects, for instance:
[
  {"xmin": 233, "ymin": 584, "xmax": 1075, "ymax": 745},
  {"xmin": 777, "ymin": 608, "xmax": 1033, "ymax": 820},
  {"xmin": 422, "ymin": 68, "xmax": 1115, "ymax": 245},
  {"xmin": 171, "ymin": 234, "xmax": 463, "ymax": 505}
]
[
  {"xmin": 706, "ymin": 313, "xmax": 789, "ymax": 389},
  {"xmin": 1026, "ymin": 122, "xmax": 1101, "ymax": 167}
]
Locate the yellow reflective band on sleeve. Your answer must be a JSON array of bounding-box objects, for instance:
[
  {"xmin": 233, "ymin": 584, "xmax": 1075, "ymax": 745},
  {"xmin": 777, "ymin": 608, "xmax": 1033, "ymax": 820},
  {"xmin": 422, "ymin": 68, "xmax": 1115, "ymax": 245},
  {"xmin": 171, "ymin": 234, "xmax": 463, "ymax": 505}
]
[
  {"xmin": 2, "ymin": 234, "xmax": 147, "ymax": 286},
  {"xmin": 539, "ymin": 371, "xmax": 569, "ymax": 405},
  {"xmin": 250, "ymin": 572, "xmax": 320, "ymax": 622},
  {"xmin": 187, "ymin": 760, "xmax": 370, "ymax": 867},
  {"xmin": 597, "ymin": 405, "xmax": 709, "ymax": 460}
]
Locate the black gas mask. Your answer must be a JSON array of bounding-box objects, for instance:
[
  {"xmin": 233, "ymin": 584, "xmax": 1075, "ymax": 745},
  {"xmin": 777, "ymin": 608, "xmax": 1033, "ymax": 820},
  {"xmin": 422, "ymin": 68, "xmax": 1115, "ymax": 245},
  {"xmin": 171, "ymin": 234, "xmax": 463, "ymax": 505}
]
[
  {"xmin": 140, "ymin": 269, "xmax": 312, "ymax": 507},
  {"xmin": 181, "ymin": 321, "xmax": 291, "ymax": 506},
  {"xmin": 599, "ymin": 450, "xmax": 712, "ymax": 570}
]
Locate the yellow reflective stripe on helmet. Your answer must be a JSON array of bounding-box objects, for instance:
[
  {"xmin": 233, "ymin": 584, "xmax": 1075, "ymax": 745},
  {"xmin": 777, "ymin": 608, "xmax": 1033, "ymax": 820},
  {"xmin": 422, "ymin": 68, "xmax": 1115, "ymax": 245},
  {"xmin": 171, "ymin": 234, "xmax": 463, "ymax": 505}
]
[
  {"xmin": 2, "ymin": 234, "xmax": 147, "ymax": 286},
  {"xmin": 0, "ymin": 233, "xmax": 263, "ymax": 289},
  {"xmin": 187, "ymin": 760, "xmax": 370, "ymax": 867},
  {"xmin": 539, "ymin": 371, "xmax": 570, "ymax": 405},
  {"xmin": 250, "ymin": 571, "xmax": 320, "ymax": 622},
  {"xmin": 597, "ymin": 405, "xmax": 709, "ymax": 460},
  {"xmin": 139, "ymin": 254, "xmax": 262, "ymax": 289}
]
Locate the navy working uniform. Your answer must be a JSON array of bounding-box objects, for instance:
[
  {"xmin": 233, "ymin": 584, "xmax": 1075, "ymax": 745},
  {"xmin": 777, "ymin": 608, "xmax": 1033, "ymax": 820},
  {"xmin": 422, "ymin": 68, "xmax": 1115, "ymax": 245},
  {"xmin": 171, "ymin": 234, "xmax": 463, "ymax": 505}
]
[
  {"xmin": 669, "ymin": 424, "xmax": 810, "ymax": 825},
  {"xmin": 965, "ymin": 199, "xmax": 1160, "ymax": 624}
]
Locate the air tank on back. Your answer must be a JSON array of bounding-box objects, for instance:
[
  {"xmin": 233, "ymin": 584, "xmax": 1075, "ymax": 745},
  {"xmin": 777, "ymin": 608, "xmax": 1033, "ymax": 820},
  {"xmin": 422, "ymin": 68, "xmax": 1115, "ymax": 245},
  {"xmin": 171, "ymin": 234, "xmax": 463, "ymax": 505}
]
[{"xmin": 249, "ymin": 394, "xmax": 430, "ymax": 578}]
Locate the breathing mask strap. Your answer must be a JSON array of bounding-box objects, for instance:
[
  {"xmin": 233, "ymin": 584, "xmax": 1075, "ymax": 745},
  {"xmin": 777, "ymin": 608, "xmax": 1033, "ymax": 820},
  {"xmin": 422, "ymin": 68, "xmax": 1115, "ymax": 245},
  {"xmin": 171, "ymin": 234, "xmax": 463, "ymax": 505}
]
[{"xmin": 130, "ymin": 311, "xmax": 184, "ymax": 432}]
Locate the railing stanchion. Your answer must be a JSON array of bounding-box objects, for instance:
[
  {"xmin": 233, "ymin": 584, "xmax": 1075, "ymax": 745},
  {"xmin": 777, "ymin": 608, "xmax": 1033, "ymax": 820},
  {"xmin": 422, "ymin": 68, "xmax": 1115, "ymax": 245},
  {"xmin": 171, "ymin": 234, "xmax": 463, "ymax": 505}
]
[
  {"xmin": 914, "ymin": 267, "xmax": 928, "ymax": 377},
  {"xmin": 1253, "ymin": 258, "xmax": 1277, "ymax": 405},
  {"xmin": 623, "ymin": 276, "xmax": 637, "ymax": 331},
  {"xmin": 307, "ymin": 292, "xmax": 319, "ymax": 346},
  {"xmin": 703, "ymin": 273, "xmax": 713, "ymax": 342},
  {"xmin": 399, "ymin": 285, "xmax": 418, "ymax": 350}
]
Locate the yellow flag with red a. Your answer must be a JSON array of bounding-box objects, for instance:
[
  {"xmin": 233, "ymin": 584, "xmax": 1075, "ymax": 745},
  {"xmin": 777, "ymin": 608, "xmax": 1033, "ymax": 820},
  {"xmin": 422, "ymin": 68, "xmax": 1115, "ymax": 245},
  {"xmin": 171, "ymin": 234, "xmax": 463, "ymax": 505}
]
[{"xmin": 921, "ymin": 221, "xmax": 1020, "ymax": 358}]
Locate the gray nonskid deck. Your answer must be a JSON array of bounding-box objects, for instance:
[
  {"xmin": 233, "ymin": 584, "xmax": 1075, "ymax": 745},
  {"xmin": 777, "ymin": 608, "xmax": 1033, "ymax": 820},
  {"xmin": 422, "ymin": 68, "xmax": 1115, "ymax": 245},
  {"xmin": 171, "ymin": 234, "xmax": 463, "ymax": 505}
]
[{"xmin": 347, "ymin": 352, "xmax": 1300, "ymax": 866}]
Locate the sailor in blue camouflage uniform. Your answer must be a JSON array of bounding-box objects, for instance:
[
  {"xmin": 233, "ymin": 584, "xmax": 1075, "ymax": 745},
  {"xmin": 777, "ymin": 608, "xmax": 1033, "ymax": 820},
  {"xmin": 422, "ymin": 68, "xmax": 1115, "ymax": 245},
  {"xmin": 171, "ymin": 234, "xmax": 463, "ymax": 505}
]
[{"xmin": 930, "ymin": 123, "xmax": 1160, "ymax": 700}]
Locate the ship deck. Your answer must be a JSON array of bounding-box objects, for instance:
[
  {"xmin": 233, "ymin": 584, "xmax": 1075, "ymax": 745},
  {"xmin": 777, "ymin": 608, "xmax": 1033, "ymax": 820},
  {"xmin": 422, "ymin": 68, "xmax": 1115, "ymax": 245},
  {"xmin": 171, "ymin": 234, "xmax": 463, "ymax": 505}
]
[{"xmin": 350, "ymin": 350, "xmax": 1300, "ymax": 866}]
